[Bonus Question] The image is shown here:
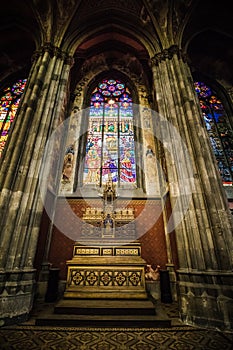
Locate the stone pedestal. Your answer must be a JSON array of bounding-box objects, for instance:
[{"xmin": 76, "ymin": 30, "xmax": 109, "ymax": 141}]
[
  {"xmin": 0, "ymin": 269, "xmax": 35, "ymax": 326},
  {"xmin": 177, "ymin": 269, "xmax": 233, "ymax": 330}
]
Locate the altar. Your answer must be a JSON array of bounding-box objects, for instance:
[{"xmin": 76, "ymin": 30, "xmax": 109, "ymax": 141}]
[
  {"xmin": 63, "ymin": 176, "xmax": 148, "ymax": 300},
  {"xmin": 36, "ymin": 177, "xmax": 171, "ymax": 327}
]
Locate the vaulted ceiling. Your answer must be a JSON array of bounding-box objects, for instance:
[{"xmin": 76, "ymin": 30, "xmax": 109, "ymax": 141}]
[{"xmin": 0, "ymin": 0, "xmax": 232, "ymax": 86}]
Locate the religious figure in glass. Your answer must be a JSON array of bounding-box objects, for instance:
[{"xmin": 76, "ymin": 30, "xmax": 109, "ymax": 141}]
[
  {"xmin": 195, "ymin": 81, "xmax": 233, "ymax": 185},
  {"xmin": 0, "ymin": 79, "xmax": 27, "ymax": 157},
  {"xmin": 83, "ymin": 78, "xmax": 136, "ymax": 186}
]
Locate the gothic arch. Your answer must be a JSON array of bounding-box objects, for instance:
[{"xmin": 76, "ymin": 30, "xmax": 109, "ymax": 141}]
[
  {"xmin": 60, "ymin": 66, "xmax": 157, "ymax": 194},
  {"xmin": 72, "ymin": 61, "xmax": 150, "ymax": 111},
  {"xmin": 61, "ymin": 6, "xmax": 160, "ymax": 57}
]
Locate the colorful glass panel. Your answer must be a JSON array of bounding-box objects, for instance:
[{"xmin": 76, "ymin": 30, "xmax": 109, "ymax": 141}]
[
  {"xmin": 0, "ymin": 79, "xmax": 27, "ymax": 157},
  {"xmin": 195, "ymin": 81, "xmax": 233, "ymax": 184},
  {"xmin": 83, "ymin": 78, "xmax": 136, "ymax": 185}
]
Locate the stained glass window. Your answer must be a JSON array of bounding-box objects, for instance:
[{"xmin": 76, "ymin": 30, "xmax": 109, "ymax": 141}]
[
  {"xmin": 195, "ymin": 81, "xmax": 233, "ymax": 185},
  {"xmin": 0, "ymin": 79, "xmax": 27, "ymax": 157},
  {"xmin": 83, "ymin": 78, "xmax": 136, "ymax": 186}
]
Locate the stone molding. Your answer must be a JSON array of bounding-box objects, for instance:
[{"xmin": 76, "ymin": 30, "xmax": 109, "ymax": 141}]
[
  {"xmin": 31, "ymin": 43, "xmax": 73, "ymax": 64},
  {"xmin": 150, "ymin": 45, "xmax": 188, "ymax": 66}
]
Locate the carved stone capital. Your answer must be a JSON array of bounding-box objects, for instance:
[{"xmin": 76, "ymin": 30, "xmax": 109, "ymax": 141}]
[
  {"xmin": 31, "ymin": 50, "xmax": 42, "ymax": 63},
  {"xmin": 32, "ymin": 43, "xmax": 73, "ymax": 63},
  {"xmin": 150, "ymin": 45, "xmax": 187, "ymax": 66},
  {"xmin": 42, "ymin": 42, "xmax": 55, "ymax": 56},
  {"xmin": 54, "ymin": 46, "xmax": 64, "ymax": 58},
  {"xmin": 150, "ymin": 54, "xmax": 162, "ymax": 67},
  {"xmin": 65, "ymin": 56, "xmax": 75, "ymax": 66}
]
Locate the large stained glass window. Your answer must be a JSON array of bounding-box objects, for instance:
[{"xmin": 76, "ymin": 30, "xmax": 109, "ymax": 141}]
[
  {"xmin": 83, "ymin": 78, "xmax": 136, "ymax": 186},
  {"xmin": 0, "ymin": 79, "xmax": 27, "ymax": 157},
  {"xmin": 195, "ymin": 81, "xmax": 233, "ymax": 185}
]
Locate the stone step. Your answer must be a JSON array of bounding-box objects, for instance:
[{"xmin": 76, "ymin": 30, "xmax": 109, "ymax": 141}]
[
  {"xmin": 35, "ymin": 299, "xmax": 171, "ymax": 328},
  {"xmin": 54, "ymin": 299, "xmax": 156, "ymax": 316},
  {"xmin": 35, "ymin": 311, "xmax": 171, "ymax": 328}
]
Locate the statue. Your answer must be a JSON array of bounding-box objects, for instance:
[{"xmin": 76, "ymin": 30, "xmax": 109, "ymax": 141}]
[
  {"xmin": 103, "ymin": 173, "xmax": 116, "ymax": 203},
  {"xmin": 145, "ymin": 265, "xmax": 160, "ymax": 281},
  {"xmin": 104, "ymin": 213, "xmax": 113, "ymax": 228}
]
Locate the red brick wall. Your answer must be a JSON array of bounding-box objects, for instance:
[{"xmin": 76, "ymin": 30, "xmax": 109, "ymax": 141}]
[{"xmin": 46, "ymin": 198, "xmax": 176, "ymax": 280}]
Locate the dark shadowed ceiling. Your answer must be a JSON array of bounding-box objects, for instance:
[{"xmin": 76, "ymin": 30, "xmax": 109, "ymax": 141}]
[
  {"xmin": 183, "ymin": 0, "xmax": 233, "ymax": 85},
  {"xmin": 0, "ymin": 0, "xmax": 232, "ymax": 86}
]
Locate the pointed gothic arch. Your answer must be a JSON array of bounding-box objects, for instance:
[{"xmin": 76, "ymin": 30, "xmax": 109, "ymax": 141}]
[{"xmin": 61, "ymin": 70, "xmax": 148, "ymax": 193}]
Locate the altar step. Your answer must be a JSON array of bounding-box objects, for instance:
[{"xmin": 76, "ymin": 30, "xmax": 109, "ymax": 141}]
[
  {"xmin": 54, "ymin": 299, "xmax": 156, "ymax": 315},
  {"xmin": 35, "ymin": 299, "xmax": 171, "ymax": 328}
]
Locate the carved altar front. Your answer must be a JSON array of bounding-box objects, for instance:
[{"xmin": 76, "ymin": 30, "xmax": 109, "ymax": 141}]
[{"xmin": 64, "ymin": 243, "xmax": 147, "ymax": 299}]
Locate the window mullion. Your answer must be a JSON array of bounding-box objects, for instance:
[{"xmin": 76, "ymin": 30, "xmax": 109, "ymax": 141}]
[
  {"xmin": 117, "ymin": 102, "xmax": 120, "ymax": 187},
  {"xmin": 100, "ymin": 103, "xmax": 105, "ymax": 188}
]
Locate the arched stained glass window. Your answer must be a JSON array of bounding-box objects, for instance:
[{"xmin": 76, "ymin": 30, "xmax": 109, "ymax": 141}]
[
  {"xmin": 195, "ymin": 81, "xmax": 233, "ymax": 185},
  {"xmin": 83, "ymin": 78, "xmax": 136, "ymax": 186},
  {"xmin": 0, "ymin": 79, "xmax": 27, "ymax": 157}
]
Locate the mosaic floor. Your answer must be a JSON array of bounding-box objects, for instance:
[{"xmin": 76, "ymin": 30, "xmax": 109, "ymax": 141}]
[{"xmin": 1, "ymin": 302, "xmax": 233, "ymax": 350}]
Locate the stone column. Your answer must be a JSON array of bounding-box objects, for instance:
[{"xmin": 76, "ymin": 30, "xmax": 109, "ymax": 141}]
[
  {"xmin": 226, "ymin": 87, "xmax": 233, "ymax": 105},
  {"xmin": 151, "ymin": 45, "xmax": 233, "ymax": 329},
  {"xmin": 0, "ymin": 43, "xmax": 73, "ymax": 325}
]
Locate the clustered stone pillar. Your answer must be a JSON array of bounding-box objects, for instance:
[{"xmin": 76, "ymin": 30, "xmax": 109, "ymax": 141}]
[
  {"xmin": 151, "ymin": 45, "xmax": 233, "ymax": 329},
  {"xmin": 0, "ymin": 43, "xmax": 72, "ymax": 325}
]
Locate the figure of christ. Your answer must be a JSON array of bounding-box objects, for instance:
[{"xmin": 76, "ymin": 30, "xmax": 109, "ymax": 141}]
[{"xmin": 103, "ymin": 213, "xmax": 114, "ymax": 235}]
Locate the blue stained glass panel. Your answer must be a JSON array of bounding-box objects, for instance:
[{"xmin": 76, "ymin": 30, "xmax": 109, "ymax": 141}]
[{"xmin": 195, "ymin": 81, "xmax": 233, "ymax": 184}]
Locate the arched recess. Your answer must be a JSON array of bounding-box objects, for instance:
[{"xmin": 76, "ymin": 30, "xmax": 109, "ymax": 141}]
[
  {"xmin": 46, "ymin": 58, "xmax": 170, "ymax": 278},
  {"xmin": 68, "ymin": 29, "xmax": 154, "ymax": 103},
  {"xmin": 71, "ymin": 71, "xmax": 143, "ymax": 192},
  {"xmin": 36, "ymin": 4, "xmax": 174, "ymax": 284},
  {"xmin": 59, "ymin": 64, "xmax": 161, "ymax": 196},
  {"xmin": 59, "ymin": 21, "xmax": 161, "ymax": 196},
  {"xmin": 61, "ymin": 2, "xmax": 160, "ymax": 57},
  {"xmin": 44, "ymin": 55, "xmax": 170, "ymax": 282}
]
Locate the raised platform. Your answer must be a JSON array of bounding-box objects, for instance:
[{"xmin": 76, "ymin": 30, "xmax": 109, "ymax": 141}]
[{"xmin": 35, "ymin": 299, "xmax": 171, "ymax": 328}]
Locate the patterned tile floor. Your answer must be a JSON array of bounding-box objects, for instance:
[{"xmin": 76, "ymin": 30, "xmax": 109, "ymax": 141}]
[{"xmin": 0, "ymin": 302, "xmax": 233, "ymax": 350}]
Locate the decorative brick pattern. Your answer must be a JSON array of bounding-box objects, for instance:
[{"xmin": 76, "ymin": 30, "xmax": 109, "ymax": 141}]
[{"xmin": 48, "ymin": 198, "xmax": 171, "ymax": 279}]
